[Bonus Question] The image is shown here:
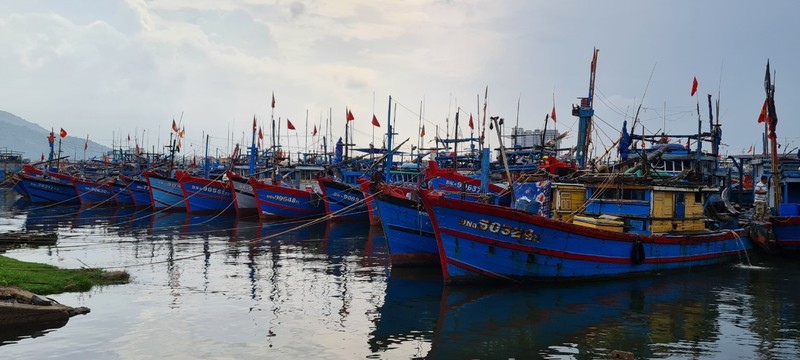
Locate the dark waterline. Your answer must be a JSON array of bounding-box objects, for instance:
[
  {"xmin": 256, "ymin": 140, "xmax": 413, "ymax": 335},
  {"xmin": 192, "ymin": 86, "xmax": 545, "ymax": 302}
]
[{"xmin": 1, "ymin": 189, "xmax": 799, "ymax": 359}]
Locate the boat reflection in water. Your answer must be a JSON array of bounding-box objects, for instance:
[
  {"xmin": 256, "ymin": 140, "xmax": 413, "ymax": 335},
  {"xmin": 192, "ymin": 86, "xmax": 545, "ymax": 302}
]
[
  {"xmin": 22, "ymin": 204, "xmax": 80, "ymax": 232},
  {"xmin": 368, "ymin": 267, "xmax": 442, "ymax": 357},
  {"xmin": 369, "ymin": 263, "xmax": 791, "ymax": 360},
  {"xmin": 72, "ymin": 206, "xmax": 117, "ymax": 228}
]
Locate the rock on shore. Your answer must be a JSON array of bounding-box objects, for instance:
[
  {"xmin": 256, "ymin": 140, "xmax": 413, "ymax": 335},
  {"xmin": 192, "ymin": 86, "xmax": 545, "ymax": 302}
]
[{"xmin": 0, "ymin": 287, "xmax": 90, "ymax": 326}]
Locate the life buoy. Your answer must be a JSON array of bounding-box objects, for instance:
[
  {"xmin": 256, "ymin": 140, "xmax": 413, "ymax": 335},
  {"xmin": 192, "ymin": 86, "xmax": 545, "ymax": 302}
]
[{"xmin": 631, "ymin": 238, "xmax": 646, "ymax": 265}]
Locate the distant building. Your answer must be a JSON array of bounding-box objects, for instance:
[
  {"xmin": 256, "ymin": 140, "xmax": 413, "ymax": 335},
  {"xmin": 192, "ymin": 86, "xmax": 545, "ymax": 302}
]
[{"xmin": 510, "ymin": 127, "xmax": 561, "ymax": 148}]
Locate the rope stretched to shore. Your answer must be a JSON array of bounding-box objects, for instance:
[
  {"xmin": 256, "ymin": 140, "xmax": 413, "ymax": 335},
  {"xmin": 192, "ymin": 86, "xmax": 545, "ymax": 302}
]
[{"xmin": 47, "ymin": 188, "xmax": 386, "ymax": 270}]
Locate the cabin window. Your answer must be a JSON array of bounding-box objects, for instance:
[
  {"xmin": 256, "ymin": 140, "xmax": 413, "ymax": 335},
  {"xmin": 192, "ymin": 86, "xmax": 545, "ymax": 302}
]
[
  {"xmin": 694, "ymin": 193, "xmax": 702, "ymax": 204},
  {"xmin": 592, "ymin": 188, "xmax": 645, "ymax": 201}
]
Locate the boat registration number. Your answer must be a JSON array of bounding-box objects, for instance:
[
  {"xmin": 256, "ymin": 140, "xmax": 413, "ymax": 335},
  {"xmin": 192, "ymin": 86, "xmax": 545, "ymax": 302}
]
[{"xmin": 459, "ymin": 218, "xmax": 539, "ymax": 242}]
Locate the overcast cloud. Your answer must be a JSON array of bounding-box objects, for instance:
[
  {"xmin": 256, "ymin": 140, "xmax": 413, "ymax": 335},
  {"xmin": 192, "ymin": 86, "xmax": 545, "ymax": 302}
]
[{"xmin": 1, "ymin": 0, "xmax": 797, "ymax": 158}]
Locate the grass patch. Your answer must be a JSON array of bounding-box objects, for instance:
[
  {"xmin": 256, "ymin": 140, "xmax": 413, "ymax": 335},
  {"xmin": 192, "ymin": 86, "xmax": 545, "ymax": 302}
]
[{"xmin": 0, "ymin": 255, "xmax": 130, "ymax": 295}]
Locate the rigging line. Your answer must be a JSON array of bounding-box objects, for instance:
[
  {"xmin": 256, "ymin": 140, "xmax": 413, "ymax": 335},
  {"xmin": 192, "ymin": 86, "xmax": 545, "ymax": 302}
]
[
  {"xmin": 595, "ymin": 87, "xmax": 629, "ymax": 115},
  {"xmin": 631, "ymin": 62, "xmax": 657, "ymax": 131},
  {"xmin": 591, "ymin": 115, "xmax": 621, "ymax": 146},
  {"xmin": 594, "ymin": 88, "xmax": 629, "ymax": 117},
  {"xmin": 392, "ymin": 98, "xmax": 447, "ymax": 128},
  {"xmin": 590, "ymin": 118, "xmax": 615, "ymax": 152}
]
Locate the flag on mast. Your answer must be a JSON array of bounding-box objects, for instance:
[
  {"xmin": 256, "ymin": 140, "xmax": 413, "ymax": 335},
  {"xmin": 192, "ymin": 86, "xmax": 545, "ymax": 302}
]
[
  {"xmin": 691, "ymin": 76, "xmax": 698, "ymax": 96},
  {"xmin": 757, "ymin": 99, "xmax": 769, "ymax": 123},
  {"xmin": 60, "ymin": 128, "xmax": 67, "ymax": 138},
  {"xmin": 287, "ymin": 119, "xmax": 296, "ymax": 130}
]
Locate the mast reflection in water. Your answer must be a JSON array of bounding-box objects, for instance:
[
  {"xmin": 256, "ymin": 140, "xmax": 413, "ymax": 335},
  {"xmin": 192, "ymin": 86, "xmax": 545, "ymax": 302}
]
[{"xmin": 1, "ymin": 189, "xmax": 799, "ymax": 359}]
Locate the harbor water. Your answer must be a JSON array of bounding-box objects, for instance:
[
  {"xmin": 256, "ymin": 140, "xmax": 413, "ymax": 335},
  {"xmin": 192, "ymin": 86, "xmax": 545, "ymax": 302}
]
[{"xmin": 1, "ymin": 189, "xmax": 799, "ymax": 359}]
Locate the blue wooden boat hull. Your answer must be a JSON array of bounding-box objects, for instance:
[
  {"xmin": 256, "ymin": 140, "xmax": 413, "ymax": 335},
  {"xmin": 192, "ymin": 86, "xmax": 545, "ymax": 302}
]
[
  {"xmin": 422, "ymin": 193, "xmax": 754, "ymax": 284},
  {"xmin": 111, "ymin": 180, "xmax": 135, "ymax": 205},
  {"xmin": 73, "ymin": 179, "xmax": 115, "ymax": 205},
  {"xmin": 770, "ymin": 216, "xmax": 800, "ymax": 253},
  {"xmin": 19, "ymin": 174, "xmax": 80, "ymax": 204},
  {"xmin": 146, "ymin": 173, "xmax": 186, "ymax": 211},
  {"xmin": 11, "ymin": 177, "xmax": 29, "ymax": 197},
  {"xmin": 124, "ymin": 177, "xmax": 152, "ymax": 207},
  {"xmin": 179, "ymin": 175, "xmax": 235, "ymax": 214},
  {"xmin": 318, "ymin": 178, "xmax": 369, "ymax": 221},
  {"xmin": 251, "ymin": 181, "xmax": 325, "ymax": 218},
  {"xmin": 374, "ymin": 193, "xmax": 438, "ymax": 266}
]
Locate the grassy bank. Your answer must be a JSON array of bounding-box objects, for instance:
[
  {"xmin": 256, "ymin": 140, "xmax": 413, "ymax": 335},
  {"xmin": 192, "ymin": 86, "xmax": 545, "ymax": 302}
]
[{"xmin": 0, "ymin": 255, "xmax": 129, "ymax": 295}]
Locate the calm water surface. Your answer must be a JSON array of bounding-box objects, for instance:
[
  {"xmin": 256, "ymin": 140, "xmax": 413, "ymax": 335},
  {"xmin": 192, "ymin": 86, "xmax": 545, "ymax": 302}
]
[{"xmin": 1, "ymin": 189, "xmax": 799, "ymax": 359}]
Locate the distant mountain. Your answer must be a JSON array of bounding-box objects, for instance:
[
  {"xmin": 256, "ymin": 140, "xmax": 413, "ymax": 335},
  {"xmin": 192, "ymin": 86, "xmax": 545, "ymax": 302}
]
[{"xmin": 0, "ymin": 110, "xmax": 110, "ymax": 161}]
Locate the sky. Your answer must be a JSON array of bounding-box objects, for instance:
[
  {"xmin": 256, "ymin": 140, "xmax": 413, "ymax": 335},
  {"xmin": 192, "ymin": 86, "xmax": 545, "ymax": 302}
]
[{"xmin": 1, "ymin": 0, "xmax": 798, "ymax": 161}]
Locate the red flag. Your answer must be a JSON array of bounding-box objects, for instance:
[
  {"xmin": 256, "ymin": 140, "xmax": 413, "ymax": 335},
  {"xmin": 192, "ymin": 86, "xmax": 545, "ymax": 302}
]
[
  {"xmin": 172, "ymin": 119, "xmax": 178, "ymax": 132},
  {"xmin": 312, "ymin": 125, "xmax": 317, "ymax": 136},
  {"xmin": 252, "ymin": 115, "xmax": 257, "ymax": 130},
  {"xmin": 60, "ymin": 128, "xmax": 67, "ymax": 138},
  {"xmin": 551, "ymin": 105, "xmax": 557, "ymax": 122},
  {"xmin": 41, "ymin": 153, "xmax": 44, "ymax": 161},
  {"xmin": 372, "ymin": 115, "xmax": 380, "ymax": 127},
  {"xmin": 258, "ymin": 127, "xmax": 263, "ymax": 140},
  {"xmin": 271, "ymin": 93, "xmax": 275, "ymax": 109},
  {"xmin": 347, "ymin": 109, "xmax": 355, "ymax": 121},
  {"xmin": 420, "ymin": 125, "xmax": 426, "ymax": 137},
  {"xmin": 748, "ymin": 145, "xmax": 754, "ymax": 153},
  {"xmin": 135, "ymin": 144, "xmax": 140, "ymax": 156},
  {"xmin": 84, "ymin": 139, "xmax": 88, "ymax": 151},
  {"xmin": 469, "ymin": 114, "xmax": 474, "ymax": 130},
  {"xmin": 757, "ymin": 98, "xmax": 769, "ymax": 123},
  {"xmin": 691, "ymin": 76, "xmax": 698, "ymax": 96},
  {"xmin": 287, "ymin": 119, "xmax": 296, "ymax": 130}
]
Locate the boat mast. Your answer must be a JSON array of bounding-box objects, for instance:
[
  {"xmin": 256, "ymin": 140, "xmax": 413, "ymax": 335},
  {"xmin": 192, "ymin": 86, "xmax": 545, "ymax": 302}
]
[
  {"xmin": 765, "ymin": 60, "xmax": 782, "ymax": 214},
  {"xmin": 249, "ymin": 115, "xmax": 257, "ymax": 175},
  {"xmin": 574, "ymin": 48, "xmax": 598, "ymax": 169},
  {"xmin": 384, "ymin": 96, "xmax": 394, "ymax": 182}
]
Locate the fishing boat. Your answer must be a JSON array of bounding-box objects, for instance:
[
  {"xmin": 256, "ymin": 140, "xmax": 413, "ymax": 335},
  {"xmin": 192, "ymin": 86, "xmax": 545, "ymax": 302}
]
[
  {"xmin": 421, "ymin": 49, "xmax": 753, "ymax": 283},
  {"xmin": 225, "ymin": 171, "xmax": 258, "ymax": 217},
  {"xmin": 121, "ymin": 174, "xmax": 152, "ymax": 207},
  {"xmin": 145, "ymin": 170, "xmax": 187, "ymax": 211},
  {"xmin": 109, "ymin": 177, "xmax": 135, "ymax": 206},
  {"xmin": 250, "ymin": 165, "xmax": 326, "ymax": 219},
  {"xmin": 178, "ymin": 172, "xmax": 235, "ymax": 214},
  {"xmin": 729, "ymin": 61, "xmax": 800, "ymax": 255},
  {"xmin": 17, "ymin": 173, "xmax": 80, "ymax": 204},
  {"xmin": 317, "ymin": 175, "xmax": 369, "ymax": 221},
  {"xmin": 72, "ymin": 177, "xmax": 116, "ymax": 205},
  {"xmin": 372, "ymin": 183, "xmax": 437, "ymax": 266},
  {"xmin": 421, "ymin": 176, "xmax": 753, "ymax": 284}
]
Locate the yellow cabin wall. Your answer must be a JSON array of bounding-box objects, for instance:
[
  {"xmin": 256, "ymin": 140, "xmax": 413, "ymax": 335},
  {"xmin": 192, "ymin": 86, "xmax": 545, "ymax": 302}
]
[
  {"xmin": 552, "ymin": 185, "xmax": 585, "ymax": 222},
  {"xmin": 650, "ymin": 190, "xmax": 707, "ymax": 233}
]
